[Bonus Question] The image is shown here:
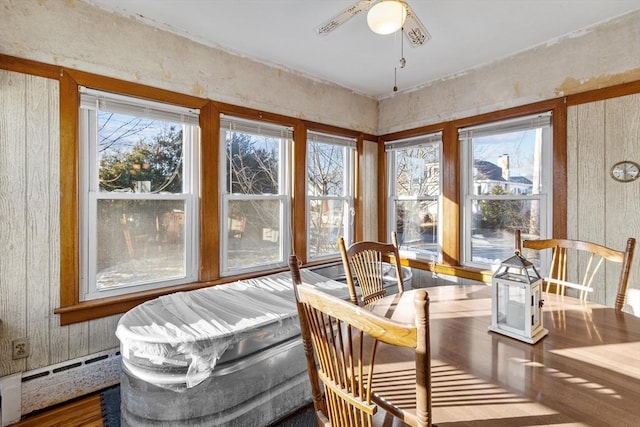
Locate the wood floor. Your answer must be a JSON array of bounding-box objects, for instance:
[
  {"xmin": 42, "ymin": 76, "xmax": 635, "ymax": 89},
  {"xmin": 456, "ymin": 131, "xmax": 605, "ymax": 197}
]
[
  {"xmin": 12, "ymin": 391, "xmax": 104, "ymax": 427},
  {"xmin": 9, "ymin": 390, "xmax": 408, "ymax": 426}
]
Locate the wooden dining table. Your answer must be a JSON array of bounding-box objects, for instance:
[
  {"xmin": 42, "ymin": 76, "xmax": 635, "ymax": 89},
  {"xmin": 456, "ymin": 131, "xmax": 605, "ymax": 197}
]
[{"xmin": 366, "ymin": 285, "xmax": 640, "ymax": 427}]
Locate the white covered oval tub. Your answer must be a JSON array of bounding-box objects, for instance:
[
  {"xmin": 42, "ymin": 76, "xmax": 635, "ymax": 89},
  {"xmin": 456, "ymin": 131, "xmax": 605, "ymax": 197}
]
[{"xmin": 116, "ymin": 269, "xmax": 350, "ymax": 426}]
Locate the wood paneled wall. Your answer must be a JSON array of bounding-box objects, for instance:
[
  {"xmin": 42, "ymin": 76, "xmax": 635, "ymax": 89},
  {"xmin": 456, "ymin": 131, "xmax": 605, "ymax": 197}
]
[
  {"xmin": 567, "ymin": 93, "xmax": 640, "ymax": 311},
  {"xmin": 0, "ymin": 70, "xmax": 120, "ymax": 377}
]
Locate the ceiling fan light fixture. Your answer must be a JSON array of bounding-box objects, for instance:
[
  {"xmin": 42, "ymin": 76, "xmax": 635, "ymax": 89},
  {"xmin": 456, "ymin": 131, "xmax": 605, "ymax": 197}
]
[{"xmin": 367, "ymin": 0, "xmax": 407, "ymax": 35}]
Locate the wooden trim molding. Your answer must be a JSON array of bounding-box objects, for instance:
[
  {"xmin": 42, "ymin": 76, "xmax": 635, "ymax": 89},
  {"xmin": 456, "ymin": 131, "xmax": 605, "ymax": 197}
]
[
  {"xmin": 0, "ymin": 55, "xmax": 61, "ymax": 80},
  {"xmin": 451, "ymin": 98, "xmax": 563, "ymax": 129},
  {"xmin": 566, "ymin": 80, "xmax": 640, "ymax": 106},
  {"xmin": 65, "ymin": 68, "xmax": 208, "ymax": 110},
  {"xmin": 441, "ymin": 122, "xmax": 459, "ymax": 266},
  {"xmin": 380, "ymin": 122, "xmax": 445, "ymax": 141},
  {"xmin": 198, "ymin": 101, "xmax": 219, "ymax": 282},
  {"xmin": 354, "ymin": 135, "xmax": 364, "ymax": 242},
  {"xmin": 292, "ymin": 122, "xmax": 308, "ymax": 262},
  {"xmin": 552, "ymin": 98, "xmax": 568, "ymax": 239},
  {"xmin": 59, "ymin": 70, "xmax": 81, "ymax": 309},
  {"xmin": 376, "ymin": 137, "xmax": 386, "ymax": 241},
  {"xmin": 302, "ymin": 120, "xmax": 367, "ymax": 140},
  {"xmin": 212, "ymin": 100, "xmax": 302, "ymax": 128}
]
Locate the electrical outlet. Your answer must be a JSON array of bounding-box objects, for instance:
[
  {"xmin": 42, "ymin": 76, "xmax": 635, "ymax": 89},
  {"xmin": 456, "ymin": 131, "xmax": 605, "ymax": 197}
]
[{"xmin": 12, "ymin": 338, "xmax": 30, "ymax": 360}]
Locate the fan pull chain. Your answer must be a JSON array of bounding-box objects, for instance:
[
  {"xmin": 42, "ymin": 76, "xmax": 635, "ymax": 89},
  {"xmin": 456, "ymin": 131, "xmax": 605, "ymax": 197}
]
[
  {"xmin": 393, "ymin": 67, "xmax": 398, "ymax": 92},
  {"xmin": 400, "ymin": 26, "xmax": 406, "ymax": 68},
  {"xmin": 393, "ymin": 27, "xmax": 406, "ymax": 92}
]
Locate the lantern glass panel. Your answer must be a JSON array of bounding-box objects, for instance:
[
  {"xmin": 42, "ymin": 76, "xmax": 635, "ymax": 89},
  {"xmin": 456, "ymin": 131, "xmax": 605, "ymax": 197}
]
[{"xmin": 497, "ymin": 282, "xmax": 525, "ymax": 331}]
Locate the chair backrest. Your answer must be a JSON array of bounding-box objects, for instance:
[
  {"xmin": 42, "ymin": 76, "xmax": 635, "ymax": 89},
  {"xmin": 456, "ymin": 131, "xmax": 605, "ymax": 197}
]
[
  {"xmin": 337, "ymin": 232, "xmax": 405, "ymax": 306},
  {"xmin": 288, "ymin": 255, "xmax": 432, "ymax": 427},
  {"xmin": 515, "ymin": 230, "xmax": 636, "ymax": 310}
]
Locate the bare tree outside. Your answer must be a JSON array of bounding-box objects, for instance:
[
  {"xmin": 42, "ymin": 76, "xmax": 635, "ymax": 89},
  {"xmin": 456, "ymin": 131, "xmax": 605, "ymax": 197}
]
[
  {"xmin": 392, "ymin": 143, "xmax": 439, "ymax": 254},
  {"xmin": 224, "ymin": 129, "xmax": 285, "ymax": 270},
  {"xmin": 98, "ymin": 113, "xmax": 184, "ymax": 193},
  {"xmin": 93, "ymin": 111, "xmax": 191, "ymax": 290},
  {"xmin": 306, "ymin": 138, "xmax": 352, "ymax": 257}
]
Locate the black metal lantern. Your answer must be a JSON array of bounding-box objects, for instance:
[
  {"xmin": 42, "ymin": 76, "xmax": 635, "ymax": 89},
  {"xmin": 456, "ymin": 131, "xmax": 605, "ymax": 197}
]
[{"xmin": 489, "ymin": 251, "xmax": 548, "ymax": 344}]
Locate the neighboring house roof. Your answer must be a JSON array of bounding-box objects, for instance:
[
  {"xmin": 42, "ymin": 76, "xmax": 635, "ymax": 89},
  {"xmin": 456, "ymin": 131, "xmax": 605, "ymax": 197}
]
[
  {"xmin": 473, "ymin": 160, "xmax": 532, "ymax": 184},
  {"xmin": 509, "ymin": 176, "xmax": 533, "ymax": 185},
  {"xmin": 474, "ymin": 160, "xmax": 505, "ymax": 181}
]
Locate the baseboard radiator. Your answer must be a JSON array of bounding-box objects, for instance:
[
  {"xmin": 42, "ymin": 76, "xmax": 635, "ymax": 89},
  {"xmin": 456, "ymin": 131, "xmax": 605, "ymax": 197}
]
[{"xmin": 0, "ymin": 348, "xmax": 121, "ymax": 426}]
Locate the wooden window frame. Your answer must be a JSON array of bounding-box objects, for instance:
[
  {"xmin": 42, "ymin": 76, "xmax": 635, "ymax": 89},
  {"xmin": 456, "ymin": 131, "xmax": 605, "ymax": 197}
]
[
  {"xmin": 217, "ymin": 114, "xmax": 294, "ymax": 275},
  {"xmin": 458, "ymin": 111, "xmax": 555, "ymax": 268},
  {"xmin": 301, "ymin": 122, "xmax": 368, "ymax": 261},
  {"xmin": 305, "ymin": 130, "xmax": 358, "ymax": 261},
  {"xmin": 378, "ymin": 99, "xmax": 567, "ymax": 281},
  {"xmin": 51, "ymin": 70, "xmax": 370, "ymax": 325},
  {"xmin": 55, "ymin": 69, "xmax": 211, "ymax": 324},
  {"xmin": 385, "ymin": 132, "xmax": 443, "ymax": 259}
]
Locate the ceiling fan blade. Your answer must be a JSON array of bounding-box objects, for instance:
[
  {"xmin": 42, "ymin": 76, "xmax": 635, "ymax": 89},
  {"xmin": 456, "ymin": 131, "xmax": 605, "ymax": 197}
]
[
  {"xmin": 315, "ymin": 0, "xmax": 374, "ymax": 35},
  {"xmin": 402, "ymin": 2, "xmax": 431, "ymax": 47}
]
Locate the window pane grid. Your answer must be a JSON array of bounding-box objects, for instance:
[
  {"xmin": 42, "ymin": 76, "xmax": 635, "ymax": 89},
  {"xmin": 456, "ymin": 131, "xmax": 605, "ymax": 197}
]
[
  {"xmin": 220, "ymin": 116, "xmax": 291, "ymax": 275},
  {"xmin": 387, "ymin": 134, "xmax": 441, "ymax": 259},
  {"xmin": 81, "ymin": 89, "xmax": 199, "ymax": 300},
  {"xmin": 307, "ymin": 141, "xmax": 350, "ymax": 197},
  {"xmin": 308, "ymin": 198, "xmax": 351, "ymax": 259},
  {"xmin": 462, "ymin": 113, "xmax": 551, "ymax": 268},
  {"xmin": 222, "ymin": 198, "xmax": 288, "ymax": 272},
  {"xmin": 306, "ymin": 133, "xmax": 355, "ymax": 260},
  {"xmin": 225, "ymin": 132, "xmax": 284, "ymax": 196}
]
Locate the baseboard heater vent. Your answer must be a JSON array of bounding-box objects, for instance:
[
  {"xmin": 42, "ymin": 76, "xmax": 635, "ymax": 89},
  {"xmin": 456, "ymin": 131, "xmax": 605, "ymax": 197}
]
[{"xmin": 1, "ymin": 347, "xmax": 121, "ymax": 424}]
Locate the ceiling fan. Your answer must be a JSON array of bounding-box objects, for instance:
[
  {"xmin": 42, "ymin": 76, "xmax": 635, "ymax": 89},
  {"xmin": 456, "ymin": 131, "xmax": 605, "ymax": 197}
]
[{"xmin": 315, "ymin": 0, "xmax": 431, "ymax": 47}]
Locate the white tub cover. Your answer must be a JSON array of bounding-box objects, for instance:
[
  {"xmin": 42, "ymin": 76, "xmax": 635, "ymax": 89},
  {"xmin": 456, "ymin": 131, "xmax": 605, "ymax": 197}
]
[{"xmin": 116, "ymin": 269, "xmax": 348, "ymax": 390}]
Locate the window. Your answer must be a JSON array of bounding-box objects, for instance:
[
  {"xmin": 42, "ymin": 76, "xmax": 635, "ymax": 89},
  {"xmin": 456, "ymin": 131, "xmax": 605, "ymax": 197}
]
[
  {"xmin": 306, "ymin": 131, "xmax": 356, "ymax": 259},
  {"xmin": 220, "ymin": 115, "xmax": 292, "ymax": 275},
  {"xmin": 386, "ymin": 133, "xmax": 442, "ymax": 260},
  {"xmin": 79, "ymin": 88, "xmax": 200, "ymax": 300},
  {"xmin": 460, "ymin": 113, "xmax": 552, "ymax": 268}
]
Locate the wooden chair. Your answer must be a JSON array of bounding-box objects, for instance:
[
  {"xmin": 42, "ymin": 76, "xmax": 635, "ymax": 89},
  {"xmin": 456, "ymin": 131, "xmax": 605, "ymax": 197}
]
[
  {"xmin": 515, "ymin": 230, "xmax": 636, "ymax": 310},
  {"xmin": 337, "ymin": 232, "xmax": 405, "ymax": 306},
  {"xmin": 288, "ymin": 255, "xmax": 433, "ymax": 427}
]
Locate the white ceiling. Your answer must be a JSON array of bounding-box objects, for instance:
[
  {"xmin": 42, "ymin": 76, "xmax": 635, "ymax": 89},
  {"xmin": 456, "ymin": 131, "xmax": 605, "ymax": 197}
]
[{"xmin": 84, "ymin": 0, "xmax": 640, "ymax": 99}]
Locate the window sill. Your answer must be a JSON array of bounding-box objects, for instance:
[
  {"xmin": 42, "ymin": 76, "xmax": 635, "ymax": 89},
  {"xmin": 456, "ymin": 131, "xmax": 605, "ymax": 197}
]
[
  {"xmin": 55, "ymin": 257, "xmax": 492, "ymax": 325},
  {"xmin": 55, "ymin": 267, "xmax": 292, "ymax": 325},
  {"xmin": 399, "ymin": 258, "xmax": 494, "ymax": 284}
]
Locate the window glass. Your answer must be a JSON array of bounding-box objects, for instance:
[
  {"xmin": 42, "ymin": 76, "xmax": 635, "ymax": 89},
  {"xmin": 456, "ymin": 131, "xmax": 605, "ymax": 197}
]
[
  {"xmin": 307, "ymin": 132, "xmax": 355, "ymax": 259},
  {"xmin": 461, "ymin": 113, "xmax": 551, "ymax": 268},
  {"xmin": 226, "ymin": 132, "xmax": 281, "ymax": 195},
  {"xmin": 386, "ymin": 134, "xmax": 441, "ymax": 260},
  {"xmin": 80, "ymin": 88, "xmax": 199, "ymax": 300},
  {"xmin": 96, "ymin": 200, "xmax": 187, "ymax": 289},
  {"xmin": 220, "ymin": 116, "xmax": 291, "ymax": 274},
  {"xmin": 226, "ymin": 198, "xmax": 282, "ymax": 268},
  {"xmin": 98, "ymin": 111, "xmax": 185, "ymax": 194}
]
